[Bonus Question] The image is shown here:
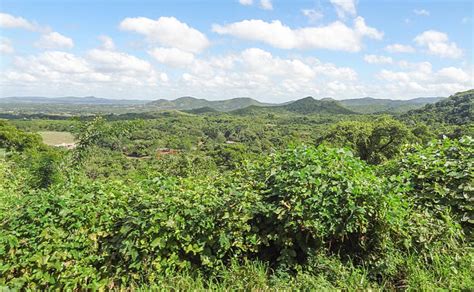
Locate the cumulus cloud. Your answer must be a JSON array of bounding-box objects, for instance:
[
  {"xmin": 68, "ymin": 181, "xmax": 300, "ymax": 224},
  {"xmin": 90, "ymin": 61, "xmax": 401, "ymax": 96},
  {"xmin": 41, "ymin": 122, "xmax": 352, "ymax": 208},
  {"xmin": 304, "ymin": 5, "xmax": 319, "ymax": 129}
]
[
  {"xmin": 1, "ymin": 49, "xmax": 168, "ymax": 96},
  {"xmin": 87, "ymin": 49, "xmax": 154, "ymax": 74},
  {"xmin": 0, "ymin": 37, "xmax": 14, "ymax": 54},
  {"xmin": 98, "ymin": 35, "xmax": 115, "ymax": 50},
  {"xmin": 414, "ymin": 30, "xmax": 463, "ymax": 58},
  {"xmin": 385, "ymin": 43, "xmax": 415, "ymax": 53},
  {"xmin": 238, "ymin": 0, "xmax": 272, "ymax": 10},
  {"xmin": 437, "ymin": 67, "xmax": 471, "ymax": 83},
  {"xmin": 177, "ymin": 48, "xmax": 360, "ymax": 101},
  {"xmin": 364, "ymin": 54, "xmax": 393, "ymax": 64},
  {"xmin": 0, "ymin": 12, "xmax": 39, "ymax": 31},
  {"xmin": 413, "ymin": 9, "xmax": 430, "ymax": 16},
  {"xmin": 377, "ymin": 61, "xmax": 472, "ymax": 97},
  {"xmin": 212, "ymin": 17, "xmax": 382, "ymax": 52},
  {"xmin": 119, "ymin": 16, "xmax": 210, "ymax": 53},
  {"xmin": 35, "ymin": 32, "xmax": 74, "ymax": 49},
  {"xmin": 260, "ymin": 0, "xmax": 273, "ymax": 10},
  {"xmin": 148, "ymin": 47, "xmax": 195, "ymax": 67},
  {"xmin": 330, "ymin": 0, "xmax": 356, "ymax": 19},
  {"xmin": 239, "ymin": 0, "xmax": 253, "ymax": 5},
  {"xmin": 302, "ymin": 9, "xmax": 324, "ymax": 23}
]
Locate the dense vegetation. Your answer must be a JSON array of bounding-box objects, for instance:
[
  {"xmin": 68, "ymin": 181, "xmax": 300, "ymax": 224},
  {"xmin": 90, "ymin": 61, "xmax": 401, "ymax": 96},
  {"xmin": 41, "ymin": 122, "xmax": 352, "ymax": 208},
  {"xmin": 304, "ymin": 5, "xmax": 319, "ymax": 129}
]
[{"xmin": 0, "ymin": 90, "xmax": 472, "ymax": 290}]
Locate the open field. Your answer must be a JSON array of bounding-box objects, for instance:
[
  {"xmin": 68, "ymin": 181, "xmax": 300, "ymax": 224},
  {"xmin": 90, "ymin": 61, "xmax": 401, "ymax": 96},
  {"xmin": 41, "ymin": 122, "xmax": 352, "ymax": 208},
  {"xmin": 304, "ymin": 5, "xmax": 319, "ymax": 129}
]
[{"xmin": 38, "ymin": 131, "xmax": 75, "ymax": 146}]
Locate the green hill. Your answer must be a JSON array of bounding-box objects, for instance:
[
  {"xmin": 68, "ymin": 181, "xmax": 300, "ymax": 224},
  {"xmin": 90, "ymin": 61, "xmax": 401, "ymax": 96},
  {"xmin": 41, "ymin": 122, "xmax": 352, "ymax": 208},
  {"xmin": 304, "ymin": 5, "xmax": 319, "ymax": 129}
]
[
  {"xmin": 148, "ymin": 96, "xmax": 271, "ymax": 112},
  {"xmin": 281, "ymin": 96, "xmax": 356, "ymax": 114},
  {"xmin": 403, "ymin": 89, "xmax": 473, "ymax": 125},
  {"xmin": 232, "ymin": 96, "xmax": 356, "ymax": 115},
  {"xmin": 340, "ymin": 97, "xmax": 444, "ymax": 114}
]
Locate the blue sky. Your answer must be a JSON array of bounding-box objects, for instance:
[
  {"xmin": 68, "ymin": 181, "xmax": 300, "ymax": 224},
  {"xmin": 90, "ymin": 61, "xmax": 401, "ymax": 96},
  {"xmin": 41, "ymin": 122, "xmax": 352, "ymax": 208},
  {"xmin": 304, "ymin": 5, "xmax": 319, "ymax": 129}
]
[{"xmin": 0, "ymin": 0, "xmax": 472, "ymax": 101}]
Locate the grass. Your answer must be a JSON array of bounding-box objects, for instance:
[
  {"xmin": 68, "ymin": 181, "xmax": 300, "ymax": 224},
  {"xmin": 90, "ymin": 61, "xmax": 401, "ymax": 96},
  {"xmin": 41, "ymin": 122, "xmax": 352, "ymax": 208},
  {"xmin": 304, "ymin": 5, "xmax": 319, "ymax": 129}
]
[{"xmin": 38, "ymin": 131, "xmax": 75, "ymax": 146}]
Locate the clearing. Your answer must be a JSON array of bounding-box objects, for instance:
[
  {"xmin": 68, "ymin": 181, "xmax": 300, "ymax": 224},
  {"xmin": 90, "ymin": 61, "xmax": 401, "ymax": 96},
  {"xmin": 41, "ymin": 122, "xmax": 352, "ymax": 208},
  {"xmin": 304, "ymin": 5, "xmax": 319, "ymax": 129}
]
[{"xmin": 38, "ymin": 131, "xmax": 76, "ymax": 146}]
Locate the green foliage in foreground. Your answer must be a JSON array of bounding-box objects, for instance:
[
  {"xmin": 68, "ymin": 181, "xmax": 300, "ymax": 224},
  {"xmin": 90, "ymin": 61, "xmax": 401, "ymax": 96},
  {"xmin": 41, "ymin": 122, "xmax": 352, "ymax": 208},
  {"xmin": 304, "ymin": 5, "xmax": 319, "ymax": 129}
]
[
  {"xmin": 395, "ymin": 136, "xmax": 474, "ymax": 236},
  {"xmin": 1, "ymin": 143, "xmax": 472, "ymax": 290}
]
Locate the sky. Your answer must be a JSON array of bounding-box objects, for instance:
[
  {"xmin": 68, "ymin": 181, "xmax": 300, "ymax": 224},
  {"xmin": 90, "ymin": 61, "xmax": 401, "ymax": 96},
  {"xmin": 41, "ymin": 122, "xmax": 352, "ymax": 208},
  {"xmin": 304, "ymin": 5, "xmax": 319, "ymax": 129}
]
[{"xmin": 0, "ymin": 0, "xmax": 472, "ymax": 102}]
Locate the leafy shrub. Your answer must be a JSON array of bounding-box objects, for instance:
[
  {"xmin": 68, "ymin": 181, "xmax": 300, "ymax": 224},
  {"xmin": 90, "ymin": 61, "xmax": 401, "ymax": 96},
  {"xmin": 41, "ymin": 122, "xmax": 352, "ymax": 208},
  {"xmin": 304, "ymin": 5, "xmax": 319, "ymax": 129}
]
[
  {"xmin": 0, "ymin": 120, "xmax": 43, "ymax": 152},
  {"xmin": 250, "ymin": 145, "xmax": 408, "ymax": 269},
  {"xmin": 0, "ymin": 174, "xmax": 261, "ymax": 289},
  {"xmin": 396, "ymin": 136, "xmax": 473, "ymax": 235},
  {"xmin": 318, "ymin": 117, "xmax": 414, "ymax": 164},
  {"xmin": 0, "ymin": 144, "xmax": 470, "ymax": 290}
]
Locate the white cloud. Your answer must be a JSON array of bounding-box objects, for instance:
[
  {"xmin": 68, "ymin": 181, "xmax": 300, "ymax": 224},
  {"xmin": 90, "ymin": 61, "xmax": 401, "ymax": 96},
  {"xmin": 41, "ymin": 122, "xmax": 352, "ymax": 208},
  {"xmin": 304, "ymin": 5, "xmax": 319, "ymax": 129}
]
[
  {"xmin": 437, "ymin": 67, "xmax": 470, "ymax": 83},
  {"xmin": 148, "ymin": 47, "xmax": 195, "ymax": 67},
  {"xmin": 414, "ymin": 30, "xmax": 463, "ymax": 58},
  {"xmin": 377, "ymin": 62, "xmax": 472, "ymax": 97},
  {"xmin": 385, "ymin": 43, "xmax": 415, "ymax": 53},
  {"xmin": 413, "ymin": 9, "xmax": 430, "ymax": 16},
  {"xmin": 302, "ymin": 9, "xmax": 324, "ymax": 23},
  {"xmin": 87, "ymin": 49, "xmax": 154, "ymax": 73},
  {"xmin": 330, "ymin": 0, "xmax": 356, "ymax": 19},
  {"xmin": 119, "ymin": 16, "xmax": 210, "ymax": 53},
  {"xmin": 212, "ymin": 17, "xmax": 382, "ymax": 52},
  {"xmin": 178, "ymin": 48, "xmax": 360, "ymax": 101},
  {"xmin": 35, "ymin": 32, "xmax": 74, "ymax": 49},
  {"xmin": 260, "ymin": 0, "xmax": 273, "ymax": 10},
  {"xmin": 364, "ymin": 54, "xmax": 393, "ymax": 64},
  {"xmin": 0, "ymin": 12, "xmax": 39, "ymax": 31},
  {"xmin": 239, "ymin": 0, "xmax": 253, "ymax": 5},
  {"xmin": 98, "ymin": 35, "xmax": 115, "ymax": 50},
  {"xmin": 15, "ymin": 51, "xmax": 91, "ymax": 74},
  {"xmin": 1, "ymin": 49, "xmax": 168, "ymax": 96},
  {"xmin": 0, "ymin": 37, "xmax": 14, "ymax": 54}
]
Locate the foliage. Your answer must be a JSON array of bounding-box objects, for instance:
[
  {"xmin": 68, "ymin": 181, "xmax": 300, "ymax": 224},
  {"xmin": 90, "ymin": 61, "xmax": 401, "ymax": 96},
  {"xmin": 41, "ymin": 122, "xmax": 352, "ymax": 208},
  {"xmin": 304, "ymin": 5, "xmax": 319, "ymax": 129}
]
[
  {"xmin": 318, "ymin": 116, "xmax": 414, "ymax": 164},
  {"xmin": 0, "ymin": 120, "xmax": 43, "ymax": 151},
  {"xmin": 0, "ymin": 90, "xmax": 473, "ymax": 289},
  {"xmin": 250, "ymin": 146, "xmax": 404, "ymax": 267},
  {"xmin": 394, "ymin": 136, "xmax": 474, "ymax": 235},
  {"xmin": 404, "ymin": 89, "xmax": 473, "ymax": 126},
  {"xmin": 1, "ymin": 143, "xmax": 471, "ymax": 289}
]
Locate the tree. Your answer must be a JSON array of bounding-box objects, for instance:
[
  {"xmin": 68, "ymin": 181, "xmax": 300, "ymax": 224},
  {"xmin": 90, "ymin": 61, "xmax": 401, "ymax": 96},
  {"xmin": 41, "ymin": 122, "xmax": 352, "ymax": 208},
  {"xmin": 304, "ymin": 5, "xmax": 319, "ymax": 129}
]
[{"xmin": 318, "ymin": 117, "xmax": 414, "ymax": 164}]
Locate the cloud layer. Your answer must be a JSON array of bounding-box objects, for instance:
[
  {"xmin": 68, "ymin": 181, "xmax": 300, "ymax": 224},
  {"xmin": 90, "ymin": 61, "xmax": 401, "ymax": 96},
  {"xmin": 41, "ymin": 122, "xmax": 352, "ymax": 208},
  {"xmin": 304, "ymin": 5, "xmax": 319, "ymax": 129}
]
[
  {"xmin": 213, "ymin": 17, "xmax": 383, "ymax": 52},
  {"xmin": 0, "ymin": 8, "xmax": 471, "ymax": 101}
]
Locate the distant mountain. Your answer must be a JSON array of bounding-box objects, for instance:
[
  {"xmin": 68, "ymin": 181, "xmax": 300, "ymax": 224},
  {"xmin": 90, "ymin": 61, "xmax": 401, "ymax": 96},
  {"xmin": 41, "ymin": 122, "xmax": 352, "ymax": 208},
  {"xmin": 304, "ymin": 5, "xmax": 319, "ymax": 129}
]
[
  {"xmin": 0, "ymin": 95, "xmax": 445, "ymax": 115},
  {"xmin": 0, "ymin": 96, "xmax": 148, "ymax": 105},
  {"xmin": 233, "ymin": 96, "xmax": 356, "ymax": 115},
  {"xmin": 403, "ymin": 90, "xmax": 473, "ymax": 125},
  {"xmin": 340, "ymin": 97, "xmax": 445, "ymax": 114},
  {"xmin": 148, "ymin": 96, "xmax": 272, "ymax": 112},
  {"xmin": 281, "ymin": 96, "xmax": 355, "ymax": 114}
]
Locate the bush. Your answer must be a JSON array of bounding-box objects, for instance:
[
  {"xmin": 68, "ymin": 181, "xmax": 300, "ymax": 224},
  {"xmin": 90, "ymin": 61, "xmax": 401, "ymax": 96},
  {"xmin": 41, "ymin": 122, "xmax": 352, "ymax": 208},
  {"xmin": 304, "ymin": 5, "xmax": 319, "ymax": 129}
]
[
  {"xmin": 396, "ymin": 136, "xmax": 473, "ymax": 235},
  {"xmin": 0, "ymin": 144, "xmax": 470, "ymax": 289},
  {"xmin": 249, "ymin": 145, "xmax": 411, "ymax": 271}
]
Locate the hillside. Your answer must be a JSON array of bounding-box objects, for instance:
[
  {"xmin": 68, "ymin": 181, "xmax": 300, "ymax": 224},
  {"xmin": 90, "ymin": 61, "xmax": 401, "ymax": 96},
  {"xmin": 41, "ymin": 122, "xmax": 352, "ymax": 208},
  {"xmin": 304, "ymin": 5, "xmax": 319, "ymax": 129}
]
[
  {"xmin": 281, "ymin": 96, "xmax": 356, "ymax": 114},
  {"xmin": 149, "ymin": 96, "xmax": 272, "ymax": 112},
  {"xmin": 340, "ymin": 97, "xmax": 444, "ymax": 114},
  {"xmin": 403, "ymin": 89, "xmax": 473, "ymax": 125},
  {"xmin": 232, "ymin": 96, "xmax": 356, "ymax": 115}
]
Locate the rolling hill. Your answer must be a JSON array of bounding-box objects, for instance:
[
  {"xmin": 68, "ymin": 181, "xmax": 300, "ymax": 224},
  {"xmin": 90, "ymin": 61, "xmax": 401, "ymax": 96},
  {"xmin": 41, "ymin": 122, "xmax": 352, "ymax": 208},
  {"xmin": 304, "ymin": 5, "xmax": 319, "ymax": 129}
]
[
  {"xmin": 232, "ymin": 96, "xmax": 356, "ymax": 115},
  {"xmin": 403, "ymin": 89, "xmax": 473, "ymax": 125},
  {"xmin": 340, "ymin": 97, "xmax": 445, "ymax": 114},
  {"xmin": 281, "ymin": 96, "xmax": 355, "ymax": 114},
  {"xmin": 0, "ymin": 95, "xmax": 445, "ymax": 115},
  {"xmin": 148, "ymin": 96, "xmax": 272, "ymax": 112}
]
